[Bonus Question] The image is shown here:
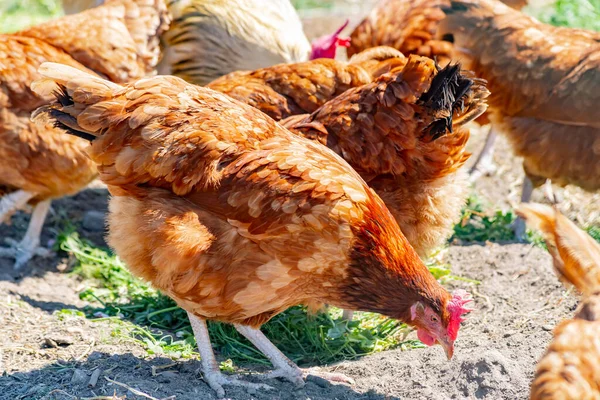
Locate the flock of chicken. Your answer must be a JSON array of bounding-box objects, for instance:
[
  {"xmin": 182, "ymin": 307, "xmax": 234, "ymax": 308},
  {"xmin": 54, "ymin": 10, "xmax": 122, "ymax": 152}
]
[{"xmin": 1, "ymin": 0, "xmax": 599, "ymax": 398}]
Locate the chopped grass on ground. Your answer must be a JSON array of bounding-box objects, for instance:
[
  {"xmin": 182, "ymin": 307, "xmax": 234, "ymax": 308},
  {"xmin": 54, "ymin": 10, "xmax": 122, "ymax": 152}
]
[
  {"xmin": 58, "ymin": 231, "xmax": 438, "ymax": 366},
  {"xmin": 452, "ymin": 195, "xmax": 517, "ymax": 243},
  {"xmin": 452, "ymin": 194, "xmax": 600, "ymax": 248}
]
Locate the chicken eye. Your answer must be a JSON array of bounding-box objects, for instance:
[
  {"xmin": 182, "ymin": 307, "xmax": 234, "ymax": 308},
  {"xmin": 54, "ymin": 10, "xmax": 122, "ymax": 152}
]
[{"xmin": 431, "ymin": 315, "xmax": 438, "ymax": 322}]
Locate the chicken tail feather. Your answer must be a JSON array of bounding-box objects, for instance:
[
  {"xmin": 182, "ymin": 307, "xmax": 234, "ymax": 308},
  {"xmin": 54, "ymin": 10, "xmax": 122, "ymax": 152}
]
[
  {"xmin": 418, "ymin": 62, "xmax": 488, "ymax": 142},
  {"xmin": 516, "ymin": 203, "xmax": 600, "ymax": 296},
  {"xmin": 31, "ymin": 62, "xmax": 122, "ymax": 141}
]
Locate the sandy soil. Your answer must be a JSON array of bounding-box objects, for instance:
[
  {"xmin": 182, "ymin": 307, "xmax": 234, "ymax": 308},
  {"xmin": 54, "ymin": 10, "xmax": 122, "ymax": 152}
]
[{"xmin": 1, "ymin": 6, "xmax": 598, "ymax": 400}]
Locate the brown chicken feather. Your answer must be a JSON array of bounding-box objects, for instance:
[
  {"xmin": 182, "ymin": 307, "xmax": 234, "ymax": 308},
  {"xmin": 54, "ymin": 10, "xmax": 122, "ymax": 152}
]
[
  {"xmin": 20, "ymin": 0, "xmax": 169, "ymax": 82},
  {"xmin": 438, "ymin": 0, "xmax": 600, "ymax": 192},
  {"xmin": 206, "ymin": 47, "xmax": 406, "ymax": 121},
  {"xmin": 348, "ymin": 0, "xmax": 528, "ymax": 62},
  {"xmin": 0, "ymin": 1, "xmax": 167, "ymax": 268},
  {"xmin": 32, "ymin": 63, "xmax": 473, "ymax": 395},
  {"xmin": 282, "ymin": 55, "xmax": 489, "ymax": 257},
  {"xmin": 348, "ymin": 0, "xmax": 453, "ymax": 65},
  {"xmin": 517, "ymin": 204, "xmax": 600, "ymax": 399}
]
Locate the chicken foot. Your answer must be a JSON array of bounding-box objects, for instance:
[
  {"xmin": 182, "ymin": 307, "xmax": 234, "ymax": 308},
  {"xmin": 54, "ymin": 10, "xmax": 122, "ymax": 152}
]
[
  {"xmin": 513, "ymin": 176, "xmax": 533, "ymax": 242},
  {"xmin": 187, "ymin": 312, "xmax": 273, "ymax": 398},
  {"xmin": 469, "ymin": 126, "xmax": 498, "ymax": 183},
  {"xmin": 235, "ymin": 324, "xmax": 355, "ymax": 386},
  {"xmin": 0, "ymin": 199, "xmax": 52, "ymax": 269}
]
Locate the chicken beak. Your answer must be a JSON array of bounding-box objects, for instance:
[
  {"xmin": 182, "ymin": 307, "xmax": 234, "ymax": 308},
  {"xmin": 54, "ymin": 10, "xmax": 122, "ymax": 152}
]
[{"xmin": 438, "ymin": 338, "xmax": 454, "ymax": 360}]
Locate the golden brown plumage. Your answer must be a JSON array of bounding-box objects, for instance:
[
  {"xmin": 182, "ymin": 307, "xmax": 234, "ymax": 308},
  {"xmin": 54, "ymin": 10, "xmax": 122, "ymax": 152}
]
[
  {"xmin": 438, "ymin": 0, "xmax": 600, "ymax": 194},
  {"xmin": 33, "ymin": 62, "xmax": 473, "ymax": 396},
  {"xmin": 282, "ymin": 55, "xmax": 489, "ymax": 257},
  {"xmin": 0, "ymin": 0, "xmax": 167, "ymax": 268},
  {"xmin": 347, "ymin": 0, "xmax": 528, "ymax": 62},
  {"xmin": 348, "ymin": 0, "xmax": 452, "ymax": 64},
  {"xmin": 516, "ymin": 204, "xmax": 600, "ymax": 400},
  {"xmin": 206, "ymin": 47, "xmax": 406, "ymax": 121}
]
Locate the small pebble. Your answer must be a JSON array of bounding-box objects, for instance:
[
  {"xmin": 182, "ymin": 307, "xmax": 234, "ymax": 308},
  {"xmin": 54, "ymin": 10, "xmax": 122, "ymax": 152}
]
[
  {"xmin": 87, "ymin": 351, "xmax": 104, "ymax": 362},
  {"xmin": 70, "ymin": 369, "xmax": 88, "ymax": 385},
  {"xmin": 82, "ymin": 210, "xmax": 106, "ymax": 232},
  {"xmin": 246, "ymin": 386, "xmax": 257, "ymax": 395},
  {"xmin": 45, "ymin": 335, "xmax": 74, "ymax": 346},
  {"xmin": 542, "ymin": 325, "xmax": 554, "ymax": 332},
  {"xmin": 306, "ymin": 374, "xmax": 329, "ymax": 388}
]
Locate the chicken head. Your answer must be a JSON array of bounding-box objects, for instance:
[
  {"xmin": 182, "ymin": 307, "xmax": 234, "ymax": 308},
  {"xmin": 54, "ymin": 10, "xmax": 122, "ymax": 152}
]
[{"xmin": 411, "ymin": 289, "xmax": 474, "ymax": 360}]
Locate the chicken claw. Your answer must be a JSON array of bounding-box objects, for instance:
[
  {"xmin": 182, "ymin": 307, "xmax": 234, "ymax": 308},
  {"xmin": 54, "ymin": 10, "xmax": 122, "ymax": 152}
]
[
  {"xmin": 234, "ymin": 324, "xmax": 355, "ymax": 387},
  {"xmin": 187, "ymin": 313, "xmax": 274, "ymax": 398},
  {"xmin": 0, "ymin": 238, "xmax": 52, "ymax": 269},
  {"xmin": 202, "ymin": 370, "xmax": 274, "ymax": 398},
  {"xmin": 305, "ymin": 367, "xmax": 356, "ymax": 386}
]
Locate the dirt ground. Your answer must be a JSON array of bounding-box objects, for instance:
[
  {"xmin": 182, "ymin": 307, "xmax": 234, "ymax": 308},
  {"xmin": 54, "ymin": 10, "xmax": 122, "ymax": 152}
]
[{"xmin": 1, "ymin": 7, "xmax": 599, "ymax": 400}]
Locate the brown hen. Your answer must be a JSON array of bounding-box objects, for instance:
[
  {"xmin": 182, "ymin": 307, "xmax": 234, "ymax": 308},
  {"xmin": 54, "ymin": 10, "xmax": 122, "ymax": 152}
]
[
  {"xmin": 0, "ymin": 0, "xmax": 168, "ymax": 268},
  {"xmin": 438, "ymin": 0, "xmax": 600, "ymax": 239},
  {"xmin": 32, "ymin": 62, "xmax": 473, "ymax": 398},
  {"xmin": 517, "ymin": 204, "xmax": 600, "ymax": 400},
  {"xmin": 282, "ymin": 55, "xmax": 489, "ymax": 259}
]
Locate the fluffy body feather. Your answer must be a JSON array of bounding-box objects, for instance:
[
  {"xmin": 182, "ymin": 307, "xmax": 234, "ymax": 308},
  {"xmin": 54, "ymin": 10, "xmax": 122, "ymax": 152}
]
[
  {"xmin": 517, "ymin": 204, "xmax": 600, "ymax": 399},
  {"xmin": 438, "ymin": 0, "xmax": 600, "ymax": 191},
  {"xmin": 0, "ymin": 0, "xmax": 167, "ymax": 267},
  {"xmin": 33, "ymin": 64, "xmax": 472, "ymax": 390}
]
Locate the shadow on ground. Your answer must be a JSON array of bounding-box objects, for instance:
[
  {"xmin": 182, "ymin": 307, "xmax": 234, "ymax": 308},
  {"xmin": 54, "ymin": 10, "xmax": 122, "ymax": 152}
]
[{"xmin": 0, "ymin": 352, "xmax": 395, "ymax": 400}]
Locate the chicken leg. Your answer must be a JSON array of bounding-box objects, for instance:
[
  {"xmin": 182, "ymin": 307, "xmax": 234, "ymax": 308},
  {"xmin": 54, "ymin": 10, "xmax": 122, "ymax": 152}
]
[
  {"xmin": 469, "ymin": 126, "xmax": 498, "ymax": 183},
  {"xmin": 0, "ymin": 190, "xmax": 35, "ymax": 223},
  {"xmin": 187, "ymin": 312, "xmax": 273, "ymax": 398},
  {"xmin": 234, "ymin": 324, "xmax": 355, "ymax": 386},
  {"xmin": 513, "ymin": 176, "xmax": 533, "ymax": 242},
  {"xmin": 341, "ymin": 309, "xmax": 354, "ymax": 321},
  {"xmin": 0, "ymin": 193, "xmax": 52, "ymax": 269}
]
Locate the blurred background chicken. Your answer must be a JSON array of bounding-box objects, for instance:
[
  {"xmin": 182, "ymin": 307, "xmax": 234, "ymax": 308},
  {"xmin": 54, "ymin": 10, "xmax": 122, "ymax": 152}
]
[
  {"xmin": 347, "ymin": 0, "xmax": 529, "ymax": 182},
  {"xmin": 437, "ymin": 0, "xmax": 600, "ymax": 239},
  {"xmin": 0, "ymin": 0, "xmax": 168, "ymax": 268},
  {"xmin": 63, "ymin": 0, "xmax": 350, "ymax": 86},
  {"xmin": 33, "ymin": 62, "xmax": 473, "ymax": 398},
  {"xmin": 347, "ymin": 0, "xmax": 528, "ymax": 68},
  {"xmin": 517, "ymin": 204, "xmax": 600, "ymax": 399}
]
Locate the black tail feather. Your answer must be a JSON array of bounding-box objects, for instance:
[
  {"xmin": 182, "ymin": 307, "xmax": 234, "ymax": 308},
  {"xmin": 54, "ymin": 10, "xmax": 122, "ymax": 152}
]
[
  {"xmin": 418, "ymin": 62, "xmax": 475, "ymax": 142},
  {"xmin": 48, "ymin": 109, "xmax": 96, "ymax": 142},
  {"xmin": 32, "ymin": 83, "xmax": 96, "ymax": 142}
]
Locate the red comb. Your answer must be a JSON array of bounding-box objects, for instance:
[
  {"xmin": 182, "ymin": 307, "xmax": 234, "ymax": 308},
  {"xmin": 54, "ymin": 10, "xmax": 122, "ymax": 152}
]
[
  {"xmin": 310, "ymin": 19, "xmax": 350, "ymax": 59},
  {"xmin": 447, "ymin": 289, "xmax": 474, "ymax": 340}
]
